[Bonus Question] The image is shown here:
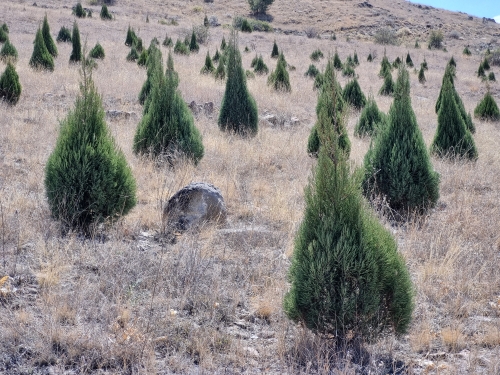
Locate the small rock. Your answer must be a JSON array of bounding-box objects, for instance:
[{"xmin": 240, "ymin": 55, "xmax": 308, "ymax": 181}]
[
  {"xmin": 243, "ymin": 346, "xmax": 259, "ymax": 358},
  {"xmin": 234, "ymin": 319, "xmax": 248, "ymax": 329}
]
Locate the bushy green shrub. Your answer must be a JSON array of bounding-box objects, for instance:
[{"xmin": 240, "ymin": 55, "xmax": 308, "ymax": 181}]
[
  {"xmin": 463, "ymin": 46, "xmax": 471, "ymax": 56},
  {"xmin": 126, "ymin": 46, "xmax": 139, "ymax": 61},
  {"xmin": 392, "ymin": 56, "xmax": 402, "ymax": 68},
  {"xmin": 405, "ymin": 52, "xmax": 413, "ymax": 67},
  {"xmin": 0, "ymin": 27, "xmax": 7, "ymax": 44},
  {"xmin": 0, "ymin": 38, "xmax": 18, "ymax": 62},
  {"xmin": 343, "ymin": 78, "xmax": 366, "ymax": 110},
  {"xmin": 241, "ymin": 18, "xmax": 252, "ymax": 32},
  {"xmin": 89, "ymin": 42, "xmax": 105, "ymax": 59},
  {"xmin": 125, "ymin": 25, "xmax": 137, "ymax": 47},
  {"xmin": 174, "ymin": 39, "xmax": 189, "ymax": 55},
  {"xmin": 218, "ymin": 30, "xmax": 258, "ymax": 135},
  {"xmin": 45, "ymin": 62, "xmax": 136, "ymax": 234},
  {"xmin": 271, "ymin": 40, "xmax": 278, "ymax": 58},
  {"xmin": 428, "ymin": 30, "xmax": 443, "ymax": 49},
  {"xmin": 253, "ymin": 55, "xmax": 268, "ymax": 75},
  {"xmin": 354, "ymin": 96, "xmax": 385, "ymax": 137},
  {"xmin": 310, "ymin": 49, "xmax": 323, "ymax": 61},
  {"xmin": 189, "ymin": 31, "xmax": 199, "ymax": 52},
  {"xmin": 100, "ymin": 4, "xmax": 112, "ymax": 20},
  {"xmin": 29, "ymin": 27, "xmax": 54, "ymax": 71},
  {"xmin": 364, "ymin": 66, "xmax": 439, "ymax": 214},
  {"xmin": 200, "ymin": 51, "xmax": 215, "ymax": 74},
  {"xmin": 379, "ymin": 71, "xmax": 394, "ymax": 96},
  {"xmin": 74, "ymin": 2, "xmax": 86, "ymax": 18},
  {"xmin": 285, "ymin": 105, "xmax": 413, "ymax": 344},
  {"xmin": 489, "ymin": 72, "xmax": 496, "ymax": 81},
  {"xmin": 418, "ymin": 65, "xmax": 426, "ymax": 83},
  {"xmin": 162, "ymin": 35, "xmax": 173, "ymax": 47},
  {"xmin": 137, "ymin": 49, "xmax": 148, "ymax": 66},
  {"xmin": 342, "ymin": 64, "xmax": 355, "ymax": 77},
  {"xmin": 474, "ymin": 91, "xmax": 500, "ymax": 121},
  {"xmin": 333, "ymin": 51, "xmax": 342, "ymax": 70},
  {"xmin": 56, "ymin": 26, "xmax": 72, "ymax": 43},
  {"xmin": 0, "ymin": 62, "xmax": 21, "ymax": 105},
  {"xmin": 305, "ymin": 64, "xmax": 319, "ymax": 78},
  {"xmin": 69, "ymin": 22, "xmax": 82, "ymax": 63},
  {"xmin": 134, "ymin": 51, "xmax": 204, "ymax": 164},
  {"xmin": 268, "ymin": 52, "xmax": 291, "ymax": 92},
  {"xmin": 248, "ymin": 0, "xmax": 274, "ymax": 15},
  {"xmin": 42, "ymin": 14, "xmax": 57, "ymax": 58}
]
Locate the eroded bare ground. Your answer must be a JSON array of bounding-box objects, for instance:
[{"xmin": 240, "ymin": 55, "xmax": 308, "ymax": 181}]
[{"xmin": 1, "ymin": 0, "xmax": 500, "ymax": 373}]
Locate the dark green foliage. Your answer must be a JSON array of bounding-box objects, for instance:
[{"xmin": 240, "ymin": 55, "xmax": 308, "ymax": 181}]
[
  {"xmin": 367, "ymin": 53, "xmax": 373, "ymax": 62},
  {"xmin": 345, "ymin": 55, "xmax": 355, "ymax": 67},
  {"xmin": 405, "ymin": 52, "xmax": 413, "ymax": 67},
  {"xmin": 189, "ymin": 31, "xmax": 199, "ymax": 52},
  {"xmin": 214, "ymin": 58, "xmax": 226, "ymax": 80},
  {"xmin": 218, "ymin": 31, "xmax": 258, "ymax": 136},
  {"xmin": 162, "ymin": 36, "xmax": 173, "ymax": 48},
  {"xmin": 448, "ymin": 56, "xmax": 456, "ymax": 67},
  {"xmin": 414, "ymin": 39, "xmax": 420, "ymax": 48},
  {"xmin": 45, "ymin": 62, "xmax": 136, "ymax": 233},
  {"xmin": 482, "ymin": 57, "xmax": 490, "ymax": 70},
  {"xmin": 477, "ymin": 63, "xmax": 485, "ymax": 78},
  {"xmin": 1, "ymin": 23, "xmax": 8, "ymax": 33},
  {"xmin": 204, "ymin": 15, "xmax": 209, "ymax": 27},
  {"xmin": 0, "ymin": 38, "xmax": 18, "ymax": 62},
  {"xmin": 100, "ymin": 4, "xmax": 112, "ymax": 20},
  {"xmin": 134, "ymin": 37, "xmax": 143, "ymax": 52},
  {"xmin": 213, "ymin": 48, "xmax": 220, "ymax": 62},
  {"xmin": 137, "ymin": 49, "xmax": 148, "ymax": 66},
  {"xmin": 353, "ymin": 51, "xmax": 359, "ymax": 65},
  {"xmin": 305, "ymin": 64, "xmax": 319, "ymax": 78},
  {"xmin": 248, "ymin": 0, "xmax": 274, "ymax": 14},
  {"xmin": 138, "ymin": 44, "xmax": 161, "ymax": 106},
  {"xmin": 0, "ymin": 28, "xmax": 7, "ymax": 44},
  {"xmin": 378, "ymin": 54, "xmax": 391, "ymax": 77},
  {"xmin": 392, "ymin": 56, "xmax": 402, "ymax": 68},
  {"xmin": 474, "ymin": 92, "xmax": 500, "ymax": 121},
  {"xmin": 271, "ymin": 40, "xmax": 278, "ymax": 58},
  {"xmin": 310, "ymin": 49, "xmax": 323, "ymax": 61},
  {"xmin": 89, "ymin": 43, "xmax": 105, "ymax": 59},
  {"xmin": 364, "ymin": 66, "xmax": 439, "ymax": 214},
  {"xmin": 125, "ymin": 25, "xmax": 137, "ymax": 47},
  {"xmin": 29, "ymin": 28, "xmax": 54, "ymax": 71},
  {"xmin": 42, "ymin": 15, "xmax": 57, "ymax": 58},
  {"xmin": 333, "ymin": 51, "xmax": 342, "ymax": 70},
  {"xmin": 253, "ymin": 55, "xmax": 268, "ymax": 75},
  {"xmin": 418, "ymin": 65, "xmax": 426, "ymax": 83},
  {"xmin": 354, "ymin": 96, "xmax": 385, "ymax": 137},
  {"xmin": 56, "ymin": 26, "xmax": 72, "ymax": 43},
  {"xmin": 246, "ymin": 69, "xmax": 255, "ymax": 79},
  {"xmin": 489, "ymin": 72, "xmax": 496, "ymax": 81},
  {"xmin": 463, "ymin": 46, "xmax": 471, "ymax": 56},
  {"xmin": 174, "ymin": 39, "xmax": 189, "ymax": 55},
  {"xmin": 343, "ymin": 78, "xmax": 366, "ymax": 110},
  {"xmin": 379, "ymin": 71, "xmax": 394, "ymax": 96},
  {"xmin": 0, "ymin": 62, "xmax": 21, "ymax": 105},
  {"xmin": 428, "ymin": 30, "xmax": 443, "ymax": 50},
  {"xmin": 342, "ymin": 64, "xmax": 355, "ymax": 77},
  {"xmin": 307, "ymin": 59, "xmax": 349, "ymax": 157},
  {"xmin": 221, "ymin": 36, "xmax": 227, "ymax": 51},
  {"xmin": 134, "ymin": 51, "xmax": 204, "ymax": 164},
  {"xmin": 201, "ymin": 51, "xmax": 215, "ymax": 74},
  {"xmin": 268, "ymin": 53, "xmax": 291, "ymax": 92},
  {"xmin": 74, "ymin": 3, "xmax": 86, "ymax": 18},
  {"xmin": 126, "ymin": 46, "xmax": 139, "ymax": 61},
  {"xmin": 241, "ymin": 18, "xmax": 252, "ymax": 32},
  {"xmin": 431, "ymin": 78, "xmax": 477, "ymax": 160},
  {"xmin": 421, "ymin": 58, "xmax": 428, "ymax": 71},
  {"xmin": 313, "ymin": 73, "xmax": 324, "ymax": 90},
  {"xmin": 285, "ymin": 106, "xmax": 414, "ymax": 342},
  {"xmin": 250, "ymin": 54, "xmax": 258, "ymax": 68},
  {"xmin": 69, "ymin": 22, "xmax": 82, "ymax": 63}
]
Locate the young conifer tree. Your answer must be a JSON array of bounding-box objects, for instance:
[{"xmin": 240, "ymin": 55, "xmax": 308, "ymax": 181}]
[
  {"xmin": 42, "ymin": 14, "xmax": 57, "ymax": 58},
  {"xmin": 307, "ymin": 58, "xmax": 350, "ymax": 157},
  {"xmin": 100, "ymin": 4, "xmax": 112, "ymax": 20},
  {"xmin": 379, "ymin": 53, "xmax": 391, "ymax": 77},
  {"xmin": 285, "ymin": 98, "xmax": 414, "ymax": 344},
  {"xmin": 271, "ymin": 40, "xmax": 279, "ymax": 58},
  {"xmin": 333, "ymin": 50, "xmax": 342, "ymax": 70},
  {"xmin": 218, "ymin": 30, "xmax": 258, "ymax": 136},
  {"xmin": 268, "ymin": 52, "xmax": 291, "ymax": 92},
  {"xmin": 29, "ymin": 27, "xmax": 54, "ymax": 71},
  {"xmin": 418, "ymin": 65, "xmax": 426, "ymax": 83},
  {"xmin": 138, "ymin": 43, "xmax": 161, "ymax": 106},
  {"xmin": 200, "ymin": 51, "xmax": 215, "ymax": 74},
  {"xmin": 364, "ymin": 66, "xmax": 439, "ymax": 214},
  {"xmin": 134, "ymin": 51, "xmax": 204, "ymax": 164},
  {"xmin": 89, "ymin": 43, "xmax": 105, "ymax": 59},
  {"xmin": 125, "ymin": 25, "xmax": 137, "ymax": 46},
  {"xmin": 189, "ymin": 30, "xmax": 199, "ymax": 52},
  {"xmin": 354, "ymin": 96, "xmax": 385, "ymax": 137},
  {"xmin": 474, "ymin": 91, "xmax": 500, "ymax": 121},
  {"xmin": 57, "ymin": 26, "xmax": 72, "ymax": 43},
  {"xmin": 342, "ymin": 78, "xmax": 366, "ymax": 110},
  {"xmin": 405, "ymin": 51, "xmax": 413, "ymax": 67},
  {"xmin": 0, "ymin": 38, "xmax": 18, "ymax": 62},
  {"xmin": 69, "ymin": 21, "xmax": 82, "ymax": 63},
  {"xmin": 379, "ymin": 70, "xmax": 394, "ymax": 96},
  {"xmin": 0, "ymin": 62, "xmax": 22, "ymax": 105},
  {"xmin": 431, "ymin": 78, "xmax": 477, "ymax": 160},
  {"xmin": 0, "ymin": 26, "xmax": 7, "ymax": 44},
  {"xmin": 45, "ymin": 57, "xmax": 136, "ymax": 233}
]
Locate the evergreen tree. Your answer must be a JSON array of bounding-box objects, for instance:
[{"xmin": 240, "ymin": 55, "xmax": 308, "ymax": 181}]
[
  {"xmin": 74, "ymin": 2, "xmax": 86, "ymax": 18},
  {"xmin": 418, "ymin": 65, "xmax": 426, "ymax": 83},
  {"xmin": 1, "ymin": 23, "xmax": 8, "ymax": 33},
  {"xmin": 477, "ymin": 63, "xmax": 485, "ymax": 78},
  {"xmin": 448, "ymin": 56, "xmax": 456, "ymax": 68},
  {"xmin": 100, "ymin": 4, "xmax": 112, "ymax": 20},
  {"xmin": 204, "ymin": 14, "xmax": 209, "ymax": 28},
  {"xmin": 42, "ymin": 14, "xmax": 58, "ymax": 58},
  {"xmin": 378, "ymin": 53, "xmax": 391, "ymax": 77},
  {"xmin": 333, "ymin": 50, "xmax": 342, "ymax": 70},
  {"xmin": 162, "ymin": 34, "xmax": 173, "ymax": 47},
  {"xmin": 284, "ymin": 103, "xmax": 414, "ymax": 343},
  {"xmin": 405, "ymin": 52, "xmax": 413, "ymax": 67},
  {"xmin": 0, "ymin": 62, "xmax": 22, "ymax": 105},
  {"xmin": 213, "ymin": 48, "xmax": 220, "ymax": 62},
  {"xmin": 304, "ymin": 64, "xmax": 319, "ymax": 78},
  {"xmin": 241, "ymin": 18, "xmax": 252, "ymax": 32},
  {"xmin": 220, "ymin": 36, "xmax": 227, "ymax": 51},
  {"xmin": 421, "ymin": 57, "xmax": 428, "ymax": 70},
  {"xmin": 174, "ymin": 39, "xmax": 189, "ymax": 55},
  {"xmin": 353, "ymin": 51, "xmax": 359, "ymax": 65},
  {"xmin": 271, "ymin": 40, "xmax": 279, "ymax": 58},
  {"xmin": 29, "ymin": 27, "xmax": 54, "ymax": 71},
  {"xmin": 189, "ymin": 30, "xmax": 199, "ymax": 52},
  {"xmin": 354, "ymin": 96, "xmax": 385, "ymax": 137},
  {"xmin": 379, "ymin": 71, "xmax": 394, "ymax": 96},
  {"xmin": 89, "ymin": 42, "xmax": 105, "ymax": 59},
  {"xmin": 0, "ymin": 38, "xmax": 18, "ymax": 62},
  {"xmin": 69, "ymin": 21, "xmax": 82, "ymax": 63},
  {"xmin": 0, "ymin": 26, "xmax": 7, "ymax": 44},
  {"xmin": 138, "ymin": 44, "xmax": 162, "ymax": 106},
  {"xmin": 45, "ymin": 59, "xmax": 136, "ymax": 233},
  {"xmin": 218, "ymin": 30, "xmax": 258, "ymax": 136},
  {"xmin": 310, "ymin": 49, "xmax": 324, "ymax": 61},
  {"xmin": 56, "ymin": 26, "xmax": 72, "ymax": 43},
  {"xmin": 474, "ymin": 91, "xmax": 500, "ymax": 121},
  {"xmin": 392, "ymin": 56, "xmax": 402, "ymax": 68},
  {"xmin": 363, "ymin": 66, "xmax": 439, "ymax": 214},
  {"xmin": 248, "ymin": 0, "xmax": 275, "ymax": 15},
  {"xmin": 307, "ymin": 58, "xmax": 350, "ymax": 157},
  {"xmin": 137, "ymin": 49, "xmax": 148, "ymax": 66},
  {"xmin": 268, "ymin": 52, "xmax": 291, "ymax": 92},
  {"xmin": 482, "ymin": 57, "xmax": 490, "ymax": 71},
  {"xmin": 214, "ymin": 57, "xmax": 226, "ymax": 80},
  {"xmin": 253, "ymin": 55, "xmax": 268, "ymax": 75},
  {"xmin": 489, "ymin": 72, "xmax": 496, "ymax": 82},
  {"xmin": 126, "ymin": 46, "xmax": 139, "ymax": 61},
  {"xmin": 134, "ymin": 51, "xmax": 204, "ymax": 164},
  {"xmin": 463, "ymin": 46, "xmax": 471, "ymax": 56},
  {"xmin": 342, "ymin": 78, "xmax": 366, "ymax": 110},
  {"xmin": 200, "ymin": 51, "xmax": 215, "ymax": 74},
  {"xmin": 367, "ymin": 53, "xmax": 373, "ymax": 62},
  {"xmin": 431, "ymin": 78, "xmax": 477, "ymax": 160},
  {"xmin": 125, "ymin": 25, "xmax": 137, "ymax": 47}
]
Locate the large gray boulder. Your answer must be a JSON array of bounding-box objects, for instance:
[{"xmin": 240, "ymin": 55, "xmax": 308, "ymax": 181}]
[{"xmin": 163, "ymin": 182, "xmax": 227, "ymax": 233}]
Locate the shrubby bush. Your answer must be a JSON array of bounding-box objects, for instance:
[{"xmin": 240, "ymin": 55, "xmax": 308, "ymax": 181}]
[
  {"xmin": 428, "ymin": 30, "xmax": 443, "ymax": 49},
  {"xmin": 0, "ymin": 38, "xmax": 18, "ymax": 62},
  {"xmin": 57, "ymin": 26, "xmax": 72, "ymax": 43},
  {"xmin": 0, "ymin": 62, "xmax": 21, "ymax": 105},
  {"xmin": 474, "ymin": 92, "xmax": 500, "ymax": 121},
  {"xmin": 69, "ymin": 22, "xmax": 82, "ymax": 63},
  {"xmin": 89, "ymin": 42, "xmax": 105, "ymax": 59},
  {"xmin": 29, "ymin": 27, "xmax": 54, "ymax": 71},
  {"xmin": 374, "ymin": 27, "xmax": 398, "ymax": 45}
]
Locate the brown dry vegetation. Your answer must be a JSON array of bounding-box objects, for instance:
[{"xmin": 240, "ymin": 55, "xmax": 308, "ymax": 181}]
[{"xmin": 1, "ymin": 0, "xmax": 500, "ymax": 374}]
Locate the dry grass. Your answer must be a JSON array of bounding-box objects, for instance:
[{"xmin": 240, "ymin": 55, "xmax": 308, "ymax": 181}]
[{"xmin": 1, "ymin": 0, "xmax": 500, "ymax": 374}]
